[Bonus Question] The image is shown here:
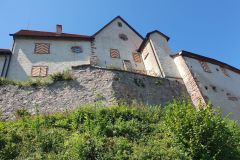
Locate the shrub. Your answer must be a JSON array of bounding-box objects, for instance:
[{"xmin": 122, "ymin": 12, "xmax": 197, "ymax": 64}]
[
  {"xmin": 50, "ymin": 70, "xmax": 75, "ymax": 82},
  {"xmin": 164, "ymin": 100, "xmax": 240, "ymax": 159},
  {"xmin": 0, "ymin": 102, "xmax": 239, "ymax": 159}
]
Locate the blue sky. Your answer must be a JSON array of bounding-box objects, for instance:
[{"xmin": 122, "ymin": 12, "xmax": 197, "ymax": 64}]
[{"xmin": 1, "ymin": 0, "xmax": 240, "ymax": 68}]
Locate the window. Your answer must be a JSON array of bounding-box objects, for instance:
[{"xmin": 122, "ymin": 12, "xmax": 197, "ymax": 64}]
[
  {"xmin": 31, "ymin": 66, "xmax": 48, "ymax": 77},
  {"xmin": 123, "ymin": 60, "xmax": 132, "ymax": 71},
  {"xmin": 132, "ymin": 52, "xmax": 141, "ymax": 63},
  {"xmin": 71, "ymin": 46, "xmax": 83, "ymax": 53},
  {"xmin": 118, "ymin": 22, "xmax": 122, "ymax": 27},
  {"xmin": 34, "ymin": 43, "xmax": 50, "ymax": 54},
  {"xmin": 220, "ymin": 67, "xmax": 230, "ymax": 77},
  {"xmin": 199, "ymin": 61, "xmax": 211, "ymax": 73},
  {"xmin": 119, "ymin": 34, "xmax": 128, "ymax": 41},
  {"xmin": 110, "ymin": 49, "xmax": 120, "ymax": 58}
]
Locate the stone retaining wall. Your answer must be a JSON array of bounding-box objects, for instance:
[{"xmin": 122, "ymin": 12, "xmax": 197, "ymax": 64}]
[{"xmin": 0, "ymin": 65, "xmax": 188, "ymax": 120}]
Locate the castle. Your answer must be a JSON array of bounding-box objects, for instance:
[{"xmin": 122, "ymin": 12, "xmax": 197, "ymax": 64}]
[{"xmin": 0, "ymin": 16, "xmax": 239, "ymax": 121}]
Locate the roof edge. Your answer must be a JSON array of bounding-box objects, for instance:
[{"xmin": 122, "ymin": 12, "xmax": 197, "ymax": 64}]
[
  {"xmin": 171, "ymin": 50, "xmax": 240, "ymax": 74},
  {"xmin": 0, "ymin": 49, "xmax": 12, "ymax": 55},
  {"xmin": 138, "ymin": 30, "xmax": 170, "ymax": 52},
  {"xmin": 93, "ymin": 16, "xmax": 144, "ymax": 40},
  {"xmin": 10, "ymin": 30, "xmax": 94, "ymax": 41}
]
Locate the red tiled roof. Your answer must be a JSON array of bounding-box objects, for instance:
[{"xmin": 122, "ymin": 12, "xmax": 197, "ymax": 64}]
[
  {"xmin": 10, "ymin": 30, "xmax": 94, "ymax": 41},
  {"xmin": 0, "ymin": 49, "xmax": 11, "ymax": 54}
]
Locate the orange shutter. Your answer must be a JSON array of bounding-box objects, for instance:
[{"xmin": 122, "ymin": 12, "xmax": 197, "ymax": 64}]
[
  {"xmin": 39, "ymin": 66, "xmax": 48, "ymax": 77},
  {"xmin": 110, "ymin": 49, "xmax": 120, "ymax": 58},
  {"xmin": 31, "ymin": 66, "xmax": 41, "ymax": 77},
  {"xmin": 199, "ymin": 61, "xmax": 211, "ymax": 73},
  {"xmin": 31, "ymin": 66, "xmax": 48, "ymax": 77},
  {"xmin": 132, "ymin": 52, "xmax": 141, "ymax": 63},
  {"xmin": 35, "ymin": 43, "xmax": 50, "ymax": 54}
]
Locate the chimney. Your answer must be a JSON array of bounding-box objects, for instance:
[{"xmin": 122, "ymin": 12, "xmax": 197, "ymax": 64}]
[{"xmin": 56, "ymin": 24, "xmax": 62, "ymax": 34}]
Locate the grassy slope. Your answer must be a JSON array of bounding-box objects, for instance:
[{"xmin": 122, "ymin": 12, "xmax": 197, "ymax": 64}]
[{"xmin": 0, "ymin": 101, "xmax": 239, "ymax": 160}]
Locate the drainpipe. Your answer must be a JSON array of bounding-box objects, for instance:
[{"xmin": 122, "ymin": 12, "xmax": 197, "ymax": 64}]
[{"xmin": 1, "ymin": 55, "xmax": 7, "ymax": 77}]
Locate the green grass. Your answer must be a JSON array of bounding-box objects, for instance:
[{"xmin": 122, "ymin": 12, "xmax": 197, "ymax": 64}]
[
  {"xmin": 0, "ymin": 70, "xmax": 75, "ymax": 87},
  {"xmin": 0, "ymin": 101, "xmax": 239, "ymax": 160}
]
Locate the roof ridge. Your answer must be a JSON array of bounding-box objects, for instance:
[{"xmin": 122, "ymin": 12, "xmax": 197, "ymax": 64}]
[{"xmin": 93, "ymin": 16, "xmax": 144, "ymax": 40}]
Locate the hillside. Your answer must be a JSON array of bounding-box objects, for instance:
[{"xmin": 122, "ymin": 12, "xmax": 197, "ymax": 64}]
[{"xmin": 0, "ymin": 101, "xmax": 240, "ymax": 160}]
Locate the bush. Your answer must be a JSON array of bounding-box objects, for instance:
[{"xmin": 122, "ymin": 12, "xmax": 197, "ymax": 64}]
[
  {"xmin": 0, "ymin": 102, "xmax": 239, "ymax": 159},
  {"xmin": 164, "ymin": 100, "xmax": 240, "ymax": 159},
  {"xmin": 50, "ymin": 70, "xmax": 75, "ymax": 82}
]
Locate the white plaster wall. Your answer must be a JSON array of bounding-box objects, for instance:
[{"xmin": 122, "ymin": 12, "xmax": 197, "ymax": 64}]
[
  {"xmin": 149, "ymin": 33, "xmax": 181, "ymax": 78},
  {"xmin": 8, "ymin": 38, "xmax": 91, "ymax": 80},
  {"xmin": 94, "ymin": 17, "xmax": 145, "ymax": 71},
  {"xmin": 141, "ymin": 41, "xmax": 161, "ymax": 76},
  {"xmin": 184, "ymin": 57, "xmax": 240, "ymax": 120},
  {"xmin": 0, "ymin": 56, "xmax": 5, "ymax": 76}
]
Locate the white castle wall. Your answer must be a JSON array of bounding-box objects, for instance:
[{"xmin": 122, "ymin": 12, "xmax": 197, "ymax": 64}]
[
  {"xmin": 94, "ymin": 17, "xmax": 145, "ymax": 72},
  {"xmin": 184, "ymin": 57, "xmax": 240, "ymax": 120},
  {"xmin": 149, "ymin": 32, "xmax": 181, "ymax": 79},
  {"xmin": 8, "ymin": 38, "xmax": 91, "ymax": 80},
  {"xmin": 141, "ymin": 41, "xmax": 162, "ymax": 77}
]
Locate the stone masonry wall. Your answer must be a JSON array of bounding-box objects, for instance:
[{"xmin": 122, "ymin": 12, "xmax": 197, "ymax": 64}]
[{"xmin": 0, "ymin": 65, "xmax": 188, "ymax": 120}]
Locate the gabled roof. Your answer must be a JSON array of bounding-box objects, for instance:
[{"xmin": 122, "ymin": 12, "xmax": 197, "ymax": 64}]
[
  {"xmin": 10, "ymin": 30, "xmax": 94, "ymax": 41},
  {"xmin": 171, "ymin": 50, "xmax": 240, "ymax": 74},
  {"xmin": 138, "ymin": 30, "xmax": 170, "ymax": 52},
  {"xmin": 0, "ymin": 49, "xmax": 12, "ymax": 55},
  {"xmin": 93, "ymin": 16, "xmax": 144, "ymax": 40}
]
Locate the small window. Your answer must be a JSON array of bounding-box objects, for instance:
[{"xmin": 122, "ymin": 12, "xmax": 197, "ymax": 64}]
[
  {"xmin": 119, "ymin": 34, "xmax": 128, "ymax": 41},
  {"xmin": 199, "ymin": 61, "xmax": 211, "ymax": 73},
  {"xmin": 71, "ymin": 46, "xmax": 83, "ymax": 53},
  {"xmin": 35, "ymin": 43, "xmax": 50, "ymax": 54},
  {"xmin": 31, "ymin": 66, "xmax": 48, "ymax": 77},
  {"xmin": 132, "ymin": 52, "xmax": 141, "ymax": 63},
  {"xmin": 220, "ymin": 67, "xmax": 230, "ymax": 77},
  {"xmin": 110, "ymin": 49, "xmax": 120, "ymax": 58},
  {"xmin": 118, "ymin": 22, "xmax": 122, "ymax": 27}
]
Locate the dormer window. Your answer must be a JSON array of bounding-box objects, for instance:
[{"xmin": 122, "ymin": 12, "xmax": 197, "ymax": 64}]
[
  {"xmin": 71, "ymin": 46, "xmax": 83, "ymax": 53},
  {"xmin": 119, "ymin": 34, "xmax": 128, "ymax": 41}
]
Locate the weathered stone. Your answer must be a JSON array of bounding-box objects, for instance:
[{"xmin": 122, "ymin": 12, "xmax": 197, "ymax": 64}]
[{"xmin": 0, "ymin": 66, "xmax": 188, "ymax": 120}]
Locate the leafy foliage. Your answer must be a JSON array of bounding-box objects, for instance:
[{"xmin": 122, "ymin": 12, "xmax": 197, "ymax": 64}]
[{"xmin": 0, "ymin": 102, "xmax": 239, "ymax": 159}]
